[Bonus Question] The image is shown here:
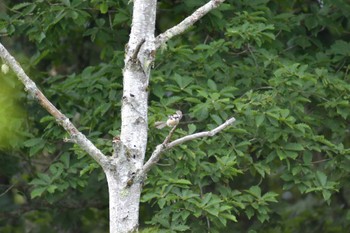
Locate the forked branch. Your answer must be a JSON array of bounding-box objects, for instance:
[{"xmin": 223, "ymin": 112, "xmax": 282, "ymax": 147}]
[
  {"xmin": 0, "ymin": 43, "xmax": 108, "ymax": 166},
  {"xmin": 155, "ymin": 0, "xmax": 226, "ymax": 49},
  {"xmin": 140, "ymin": 117, "xmax": 236, "ymax": 177}
]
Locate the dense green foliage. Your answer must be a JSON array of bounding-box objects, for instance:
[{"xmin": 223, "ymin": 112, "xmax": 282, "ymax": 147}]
[{"xmin": 0, "ymin": 0, "xmax": 350, "ymax": 232}]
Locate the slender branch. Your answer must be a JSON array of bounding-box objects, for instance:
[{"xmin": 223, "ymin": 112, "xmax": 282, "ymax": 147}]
[
  {"xmin": 162, "ymin": 124, "xmax": 179, "ymax": 145},
  {"xmin": 140, "ymin": 117, "xmax": 236, "ymax": 177},
  {"xmin": 0, "ymin": 184, "xmax": 15, "ymax": 198},
  {"xmin": 168, "ymin": 117, "xmax": 236, "ymax": 148},
  {"xmin": 155, "ymin": 0, "xmax": 225, "ymax": 49},
  {"xmin": 0, "ymin": 43, "xmax": 108, "ymax": 167}
]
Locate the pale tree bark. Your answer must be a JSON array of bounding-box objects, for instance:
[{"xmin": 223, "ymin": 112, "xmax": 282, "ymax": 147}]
[
  {"xmin": 0, "ymin": 0, "xmax": 229, "ymax": 232},
  {"xmin": 104, "ymin": 0, "xmax": 157, "ymax": 230}
]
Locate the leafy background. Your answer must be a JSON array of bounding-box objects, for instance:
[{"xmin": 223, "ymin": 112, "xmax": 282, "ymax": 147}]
[{"xmin": 0, "ymin": 0, "xmax": 350, "ymax": 232}]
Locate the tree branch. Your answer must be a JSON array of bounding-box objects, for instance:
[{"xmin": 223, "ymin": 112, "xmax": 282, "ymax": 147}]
[
  {"xmin": 162, "ymin": 123, "xmax": 179, "ymax": 145},
  {"xmin": 0, "ymin": 184, "xmax": 15, "ymax": 198},
  {"xmin": 155, "ymin": 0, "xmax": 226, "ymax": 49},
  {"xmin": 140, "ymin": 117, "xmax": 236, "ymax": 177},
  {"xmin": 167, "ymin": 117, "xmax": 236, "ymax": 148},
  {"xmin": 0, "ymin": 43, "xmax": 109, "ymax": 167}
]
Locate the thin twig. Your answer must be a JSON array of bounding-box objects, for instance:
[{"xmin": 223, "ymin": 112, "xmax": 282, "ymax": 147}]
[
  {"xmin": 247, "ymin": 43, "xmax": 258, "ymax": 67},
  {"xmin": 311, "ymin": 158, "xmax": 332, "ymax": 164},
  {"xmin": 0, "ymin": 43, "xmax": 109, "ymax": 167},
  {"xmin": 167, "ymin": 117, "xmax": 236, "ymax": 148},
  {"xmin": 140, "ymin": 117, "xmax": 236, "ymax": 178},
  {"xmin": 162, "ymin": 124, "xmax": 179, "ymax": 145},
  {"xmin": 155, "ymin": 0, "xmax": 225, "ymax": 49},
  {"xmin": 0, "ymin": 184, "xmax": 15, "ymax": 198}
]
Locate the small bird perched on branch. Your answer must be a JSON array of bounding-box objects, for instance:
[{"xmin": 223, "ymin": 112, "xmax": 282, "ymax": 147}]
[{"xmin": 154, "ymin": 110, "xmax": 183, "ymax": 129}]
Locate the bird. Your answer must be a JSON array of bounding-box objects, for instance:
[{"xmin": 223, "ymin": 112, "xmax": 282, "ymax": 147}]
[{"xmin": 154, "ymin": 110, "xmax": 183, "ymax": 129}]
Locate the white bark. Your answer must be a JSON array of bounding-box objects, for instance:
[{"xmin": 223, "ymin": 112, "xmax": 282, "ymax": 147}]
[
  {"xmin": 106, "ymin": 0, "xmax": 157, "ymax": 232},
  {"xmin": 105, "ymin": 168, "xmax": 142, "ymax": 233}
]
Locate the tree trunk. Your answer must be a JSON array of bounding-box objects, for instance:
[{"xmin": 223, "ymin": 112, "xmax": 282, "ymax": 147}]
[
  {"xmin": 105, "ymin": 169, "xmax": 142, "ymax": 233},
  {"xmin": 105, "ymin": 0, "xmax": 157, "ymax": 232}
]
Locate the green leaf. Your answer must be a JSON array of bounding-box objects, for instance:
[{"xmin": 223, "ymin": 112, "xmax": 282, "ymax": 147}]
[
  {"xmin": 245, "ymin": 207, "xmax": 255, "ymax": 219},
  {"xmin": 255, "ymin": 114, "xmax": 265, "ymax": 127},
  {"xmin": 61, "ymin": 0, "xmax": 70, "ymax": 7},
  {"xmin": 31, "ymin": 187, "xmax": 47, "ymax": 199},
  {"xmin": 322, "ymin": 190, "xmax": 331, "ymax": 201},
  {"xmin": 192, "ymin": 103, "xmax": 209, "ymax": 120},
  {"xmin": 37, "ymin": 173, "xmax": 51, "ymax": 184},
  {"xmin": 12, "ymin": 2, "xmax": 33, "ymax": 10},
  {"xmin": 23, "ymin": 138, "xmax": 45, "ymax": 147},
  {"xmin": 254, "ymin": 163, "xmax": 270, "ymax": 178},
  {"xmin": 94, "ymin": 102, "xmax": 111, "ymax": 116},
  {"xmin": 303, "ymin": 151, "xmax": 312, "ymax": 164},
  {"xmin": 20, "ymin": 3, "xmax": 37, "ymax": 15},
  {"xmin": 49, "ymin": 164, "xmax": 64, "ymax": 178},
  {"xmin": 305, "ymin": 16, "xmax": 318, "ymax": 30},
  {"xmin": 221, "ymin": 213, "xmax": 238, "ymax": 222},
  {"xmin": 218, "ymin": 217, "xmax": 227, "ymax": 226},
  {"xmin": 113, "ymin": 11, "xmax": 130, "ymax": 25},
  {"xmin": 207, "ymin": 79, "xmax": 217, "ymax": 91},
  {"xmin": 60, "ymin": 153, "xmax": 70, "ymax": 168},
  {"xmin": 29, "ymin": 143, "xmax": 46, "ymax": 157},
  {"xmin": 158, "ymin": 198, "xmax": 166, "ymax": 209},
  {"xmin": 168, "ymin": 178, "xmax": 192, "ymax": 185},
  {"xmin": 171, "ymin": 224, "xmax": 190, "ymax": 232},
  {"xmin": 161, "ymin": 96, "xmax": 182, "ymax": 106},
  {"xmin": 276, "ymin": 148, "xmax": 287, "ymax": 160},
  {"xmin": 174, "ymin": 74, "xmax": 193, "ymax": 90},
  {"xmin": 39, "ymin": 115, "xmax": 55, "ymax": 123},
  {"xmin": 316, "ymin": 171, "xmax": 327, "ymax": 187},
  {"xmin": 330, "ymin": 40, "xmax": 350, "ymax": 56},
  {"xmin": 100, "ymin": 2, "xmax": 108, "ymax": 14},
  {"xmin": 53, "ymin": 10, "xmax": 67, "ymax": 25},
  {"xmin": 152, "ymin": 83, "xmax": 165, "ymax": 98},
  {"xmin": 262, "ymin": 192, "xmax": 278, "ymax": 202},
  {"xmin": 47, "ymin": 185, "xmax": 58, "ymax": 193},
  {"xmin": 284, "ymin": 150, "xmax": 298, "ymax": 159},
  {"xmin": 200, "ymin": 193, "xmax": 212, "ymax": 207},
  {"xmin": 37, "ymin": 32, "xmax": 46, "ymax": 43},
  {"xmin": 284, "ymin": 143, "xmax": 304, "ymax": 151},
  {"xmin": 29, "ymin": 178, "xmax": 48, "ymax": 186},
  {"xmin": 205, "ymin": 207, "xmax": 219, "ymax": 217},
  {"xmin": 141, "ymin": 192, "xmax": 158, "ymax": 203},
  {"xmin": 80, "ymin": 163, "xmax": 100, "ymax": 176},
  {"xmin": 247, "ymin": 186, "xmax": 261, "ymax": 198},
  {"xmin": 211, "ymin": 114, "xmax": 222, "ymax": 125},
  {"xmin": 188, "ymin": 124, "xmax": 196, "ymax": 134}
]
